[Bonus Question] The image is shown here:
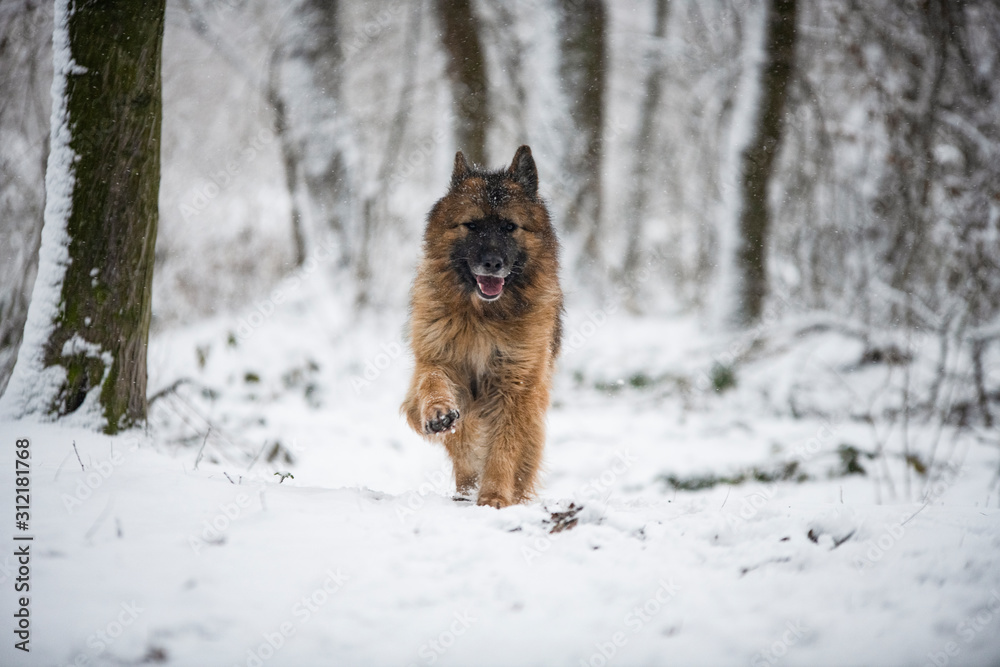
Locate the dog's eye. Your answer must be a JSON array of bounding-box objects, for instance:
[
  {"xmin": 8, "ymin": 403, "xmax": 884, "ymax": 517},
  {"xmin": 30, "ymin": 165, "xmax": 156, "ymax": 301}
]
[
  {"xmin": 463, "ymin": 222, "xmax": 478, "ymax": 231},
  {"xmin": 505, "ymin": 222, "xmax": 517, "ymax": 233}
]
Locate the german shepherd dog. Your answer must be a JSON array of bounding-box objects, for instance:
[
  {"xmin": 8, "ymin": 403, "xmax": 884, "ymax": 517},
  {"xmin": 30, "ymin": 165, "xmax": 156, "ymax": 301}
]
[{"xmin": 402, "ymin": 146, "xmax": 563, "ymax": 508}]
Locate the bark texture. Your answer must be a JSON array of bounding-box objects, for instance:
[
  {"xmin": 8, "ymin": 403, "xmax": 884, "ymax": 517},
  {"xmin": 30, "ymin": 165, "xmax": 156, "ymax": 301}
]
[{"xmin": 46, "ymin": 0, "xmax": 165, "ymax": 432}]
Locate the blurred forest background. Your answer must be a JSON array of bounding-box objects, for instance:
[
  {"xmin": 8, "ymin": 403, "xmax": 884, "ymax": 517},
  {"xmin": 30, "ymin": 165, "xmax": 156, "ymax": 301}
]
[{"xmin": 1, "ymin": 0, "xmax": 998, "ymax": 426}]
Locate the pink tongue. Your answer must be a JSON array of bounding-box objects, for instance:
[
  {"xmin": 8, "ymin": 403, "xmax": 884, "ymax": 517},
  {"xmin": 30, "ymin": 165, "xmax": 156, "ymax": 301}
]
[{"xmin": 476, "ymin": 275, "xmax": 504, "ymax": 296}]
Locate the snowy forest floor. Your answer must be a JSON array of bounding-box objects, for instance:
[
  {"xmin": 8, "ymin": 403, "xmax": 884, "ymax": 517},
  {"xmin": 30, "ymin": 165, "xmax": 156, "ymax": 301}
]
[{"xmin": 2, "ymin": 275, "xmax": 1000, "ymax": 667}]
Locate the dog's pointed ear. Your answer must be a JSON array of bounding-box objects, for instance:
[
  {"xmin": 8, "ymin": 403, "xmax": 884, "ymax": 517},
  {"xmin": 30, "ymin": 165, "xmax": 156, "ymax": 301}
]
[
  {"xmin": 451, "ymin": 151, "xmax": 471, "ymax": 189},
  {"xmin": 508, "ymin": 145, "xmax": 537, "ymax": 199}
]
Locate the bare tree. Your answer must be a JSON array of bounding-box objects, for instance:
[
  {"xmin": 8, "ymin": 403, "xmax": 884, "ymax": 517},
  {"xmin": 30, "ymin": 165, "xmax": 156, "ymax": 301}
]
[
  {"xmin": 274, "ymin": 0, "xmax": 355, "ymax": 267},
  {"xmin": 622, "ymin": 0, "xmax": 671, "ymax": 296},
  {"xmin": 726, "ymin": 0, "xmax": 797, "ymax": 327},
  {"xmin": 435, "ymin": 0, "xmax": 489, "ymax": 166},
  {"xmin": 557, "ymin": 0, "xmax": 607, "ymax": 267},
  {"xmin": 1, "ymin": 0, "xmax": 165, "ymax": 433}
]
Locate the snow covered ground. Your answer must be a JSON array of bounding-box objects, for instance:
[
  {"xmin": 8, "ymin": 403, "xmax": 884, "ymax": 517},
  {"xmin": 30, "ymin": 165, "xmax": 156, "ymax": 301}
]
[{"xmin": 2, "ymin": 273, "xmax": 999, "ymax": 667}]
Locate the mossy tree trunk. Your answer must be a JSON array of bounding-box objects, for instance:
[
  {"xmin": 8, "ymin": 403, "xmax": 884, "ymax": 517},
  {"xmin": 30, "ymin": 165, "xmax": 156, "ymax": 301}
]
[
  {"xmin": 557, "ymin": 0, "xmax": 606, "ymax": 265},
  {"xmin": 434, "ymin": 0, "xmax": 488, "ymax": 166},
  {"xmin": 731, "ymin": 0, "xmax": 797, "ymax": 326},
  {"xmin": 44, "ymin": 0, "xmax": 164, "ymax": 432}
]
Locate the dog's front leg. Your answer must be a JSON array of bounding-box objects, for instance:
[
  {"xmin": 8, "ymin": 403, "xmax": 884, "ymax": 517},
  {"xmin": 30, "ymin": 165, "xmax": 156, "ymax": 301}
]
[
  {"xmin": 477, "ymin": 382, "xmax": 547, "ymax": 509},
  {"xmin": 403, "ymin": 367, "xmax": 482, "ymax": 496},
  {"xmin": 403, "ymin": 368, "xmax": 461, "ymax": 436}
]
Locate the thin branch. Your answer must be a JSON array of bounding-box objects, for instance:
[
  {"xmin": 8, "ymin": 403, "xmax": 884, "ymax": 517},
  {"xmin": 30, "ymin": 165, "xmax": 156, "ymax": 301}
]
[
  {"xmin": 72, "ymin": 440, "xmax": 85, "ymax": 471},
  {"xmin": 147, "ymin": 377, "xmax": 197, "ymax": 406},
  {"xmin": 193, "ymin": 428, "xmax": 210, "ymax": 471}
]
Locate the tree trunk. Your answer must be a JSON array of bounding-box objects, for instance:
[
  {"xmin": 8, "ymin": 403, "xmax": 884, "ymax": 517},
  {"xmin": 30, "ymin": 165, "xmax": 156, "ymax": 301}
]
[
  {"xmin": 276, "ymin": 0, "xmax": 353, "ymax": 267},
  {"xmin": 730, "ymin": 0, "xmax": 797, "ymax": 327},
  {"xmin": 557, "ymin": 0, "xmax": 606, "ymax": 265},
  {"xmin": 266, "ymin": 61, "xmax": 307, "ymax": 267},
  {"xmin": 622, "ymin": 0, "xmax": 670, "ymax": 293},
  {"xmin": 354, "ymin": 1, "xmax": 424, "ymax": 308},
  {"xmin": 434, "ymin": 0, "xmax": 489, "ymax": 166},
  {"xmin": 0, "ymin": 0, "xmax": 164, "ymax": 433}
]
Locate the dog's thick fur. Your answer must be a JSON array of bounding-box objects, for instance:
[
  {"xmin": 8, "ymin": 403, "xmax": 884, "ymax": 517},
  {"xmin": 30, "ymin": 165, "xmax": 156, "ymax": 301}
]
[{"xmin": 402, "ymin": 146, "xmax": 562, "ymax": 508}]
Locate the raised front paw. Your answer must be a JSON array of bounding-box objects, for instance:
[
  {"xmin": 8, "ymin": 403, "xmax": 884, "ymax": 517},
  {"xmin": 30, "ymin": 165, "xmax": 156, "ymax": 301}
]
[{"xmin": 424, "ymin": 407, "xmax": 460, "ymax": 434}]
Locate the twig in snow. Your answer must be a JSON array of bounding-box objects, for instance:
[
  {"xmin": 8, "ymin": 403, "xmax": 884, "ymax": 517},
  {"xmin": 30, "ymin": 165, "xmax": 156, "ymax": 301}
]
[
  {"xmin": 154, "ymin": 387, "xmax": 253, "ymax": 466},
  {"xmin": 246, "ymin": 441, "xmax": 268, "ymax": 472},
  {"xmin": 193, "ymin": 428, "xmax": 211, "ymax": 471},
  {"xmin": 72, "ymin": 440, "xmax": 85, "ymax": 471},
  {"xmin": 901, "ymin": 503, "xmax": 928, "ymax": 527}
]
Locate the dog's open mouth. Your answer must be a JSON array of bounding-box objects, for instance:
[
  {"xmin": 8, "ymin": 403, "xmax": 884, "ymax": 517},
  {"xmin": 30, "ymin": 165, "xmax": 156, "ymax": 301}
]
[{"xmin": 474, "ymin": 275, "xmax": 505, "ymax": 300}]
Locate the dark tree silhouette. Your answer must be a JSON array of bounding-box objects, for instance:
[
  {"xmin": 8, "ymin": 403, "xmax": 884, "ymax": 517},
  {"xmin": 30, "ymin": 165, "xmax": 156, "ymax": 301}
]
[
  {"xmin": 557, "ymin": 0, "xmax": 607, "ymax": 267},
  {"xmin": 731, "ymin": 0, "xmax": 797, "ymax": 326},
  {"xmin": 435, "ymin": 0, "xmax": 488, "ymax": 166}
]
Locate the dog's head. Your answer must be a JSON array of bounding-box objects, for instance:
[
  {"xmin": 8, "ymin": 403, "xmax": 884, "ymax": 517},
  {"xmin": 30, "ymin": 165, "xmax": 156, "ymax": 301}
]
[{"xmin": 423, "ymin": 146, "xmax": 558, "ymax": 307}]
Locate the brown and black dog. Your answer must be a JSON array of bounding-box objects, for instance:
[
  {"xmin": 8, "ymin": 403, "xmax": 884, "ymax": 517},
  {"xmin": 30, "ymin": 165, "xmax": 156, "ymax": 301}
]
[{"xmin": 402, "ymin": 146, "xmax": 563, "ymax": 508}]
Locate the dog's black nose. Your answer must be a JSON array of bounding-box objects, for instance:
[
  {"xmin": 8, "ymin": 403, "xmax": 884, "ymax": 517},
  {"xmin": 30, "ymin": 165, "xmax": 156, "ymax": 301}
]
[{"xmin": 479, "ymin": 253, "xmax": 504, "ymax": 274}]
